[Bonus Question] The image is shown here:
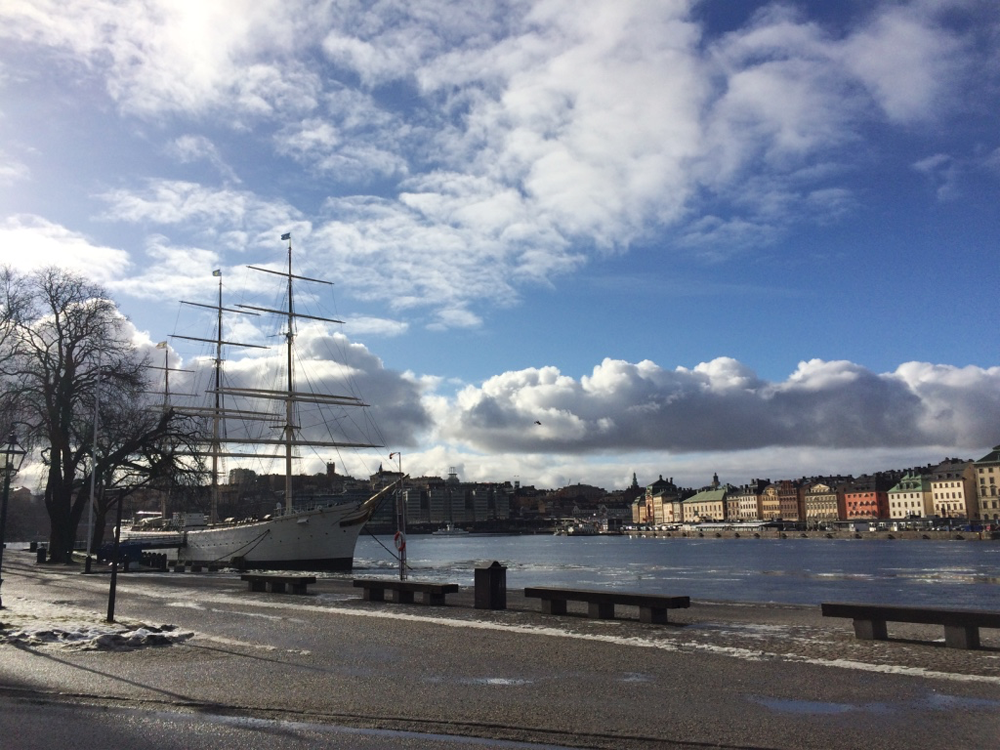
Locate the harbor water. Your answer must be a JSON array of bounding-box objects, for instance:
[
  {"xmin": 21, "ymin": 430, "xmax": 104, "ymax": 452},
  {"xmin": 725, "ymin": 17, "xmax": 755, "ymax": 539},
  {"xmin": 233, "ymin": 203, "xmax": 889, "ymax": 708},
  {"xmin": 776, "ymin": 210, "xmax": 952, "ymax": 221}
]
[{"xmin": 352, "ymin": 533, "xmax": 1000, "ymax": 609}]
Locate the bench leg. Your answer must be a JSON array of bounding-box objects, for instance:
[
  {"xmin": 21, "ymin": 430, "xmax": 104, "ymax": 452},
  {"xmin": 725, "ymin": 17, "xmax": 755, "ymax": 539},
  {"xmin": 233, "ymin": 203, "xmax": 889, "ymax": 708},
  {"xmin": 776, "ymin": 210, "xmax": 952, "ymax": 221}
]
[
  {"xmin": 362, "ymin": 587, "xmax": 385, "ymax": 601},
  {"xmin": 853, "ymin": 618, "xmax": 888, "ymax": 641},
  {"xmin": 248, "ymin": 581, "xmax": 266, "ymax": 592},
  {"xmin": 640, "ymin": 606, "xmax": 668, "ymax": 625},
  {"xmin": 290, "ymin": 583, "xmax": 309, "ymax": 595},
  {"xmin": 266, "ymin": 581, "xmax": 287, "ymax": 594},
  {"xmin": 588, "ymin": 602, "xmax": 615, "ymax": 619},
  {"xmin": 944, "ymin": 624, "xmax": 980, "ymax": 650},
  {"xmin": 540, "ymin": 599, "xmax": 567, "ymax": 615},
  {"xmin": 392, "ymin": 590, "xmax": 415, "ymax": 604},
  {"xmin": 424, "ymin": 592, "xmax": 447, "ymax": 606}
]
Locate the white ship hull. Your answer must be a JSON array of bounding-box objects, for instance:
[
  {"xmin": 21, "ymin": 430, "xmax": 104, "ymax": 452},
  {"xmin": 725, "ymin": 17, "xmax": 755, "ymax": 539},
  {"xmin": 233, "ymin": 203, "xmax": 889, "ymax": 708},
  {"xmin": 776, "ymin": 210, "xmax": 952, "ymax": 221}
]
[{"xmin": 123, "ymin": 498, "xmax": 380, "ymax": 571}]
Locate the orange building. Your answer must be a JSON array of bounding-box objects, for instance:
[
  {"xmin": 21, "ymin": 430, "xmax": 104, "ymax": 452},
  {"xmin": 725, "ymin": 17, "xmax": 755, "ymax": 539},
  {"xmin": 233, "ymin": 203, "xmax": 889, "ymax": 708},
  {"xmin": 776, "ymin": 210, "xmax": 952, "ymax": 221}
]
[{"xmin": 843, "ymin": 474, "xmax": 893, "ymax": 520}]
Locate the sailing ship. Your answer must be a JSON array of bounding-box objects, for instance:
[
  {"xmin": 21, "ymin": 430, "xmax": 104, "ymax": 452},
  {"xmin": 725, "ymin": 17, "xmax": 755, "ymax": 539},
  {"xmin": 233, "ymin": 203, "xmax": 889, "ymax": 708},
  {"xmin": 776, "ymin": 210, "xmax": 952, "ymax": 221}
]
[{"xmin": 123, "ymin": 234, "xmax": 402, "ymax": 571}]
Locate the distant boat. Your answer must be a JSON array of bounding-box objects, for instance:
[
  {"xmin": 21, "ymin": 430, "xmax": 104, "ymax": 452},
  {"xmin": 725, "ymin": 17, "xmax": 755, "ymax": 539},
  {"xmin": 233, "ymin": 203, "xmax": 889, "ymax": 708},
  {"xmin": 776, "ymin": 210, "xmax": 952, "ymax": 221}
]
[
  {"xmin": 122, "ymin": 234, "xmax": 402, "ymax": 571},
  {"xmin": 432, "ymin": 522, "xmax": 470, "ymax": 536},
  {"xmin": 563, "ymin": 521, "xmax": 600, "ymax": 536}
]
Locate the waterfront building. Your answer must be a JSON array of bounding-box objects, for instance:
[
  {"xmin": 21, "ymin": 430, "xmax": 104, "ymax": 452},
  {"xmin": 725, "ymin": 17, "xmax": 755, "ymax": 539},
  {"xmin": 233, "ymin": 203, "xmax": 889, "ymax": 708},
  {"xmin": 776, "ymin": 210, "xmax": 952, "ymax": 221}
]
[
  {"xmin": 683, "ymin": 486, "xmax": 728, "ymax": 522},
  {"xmin": 802, "ymin": 479, "xmax": 846, "ymax": 526},
  {"xmin": 974, "ymin": 446, "xmax": 1000, "ymax": 522},
  {"xmin": 640, "ymin": 476, "xmax": 681, "ymax": 526},
  {"xmin": 844, "ymin": 474, "xmax": 893, "ymax": 520},
  {"xmin": 760, "ymin": 484, "xmax": 781, "ymax": 520},
  {"xmin": 887, "ymin": 471, "xmax": 933, "ymax": 520},
  {"xmin": 631, "ymin": 497, "xmax": 645, "ymax": 525},
  {"xmin": 930, "ymin": 458, "xmax": 978, "ymax": 520},
  {"xmin": 726, "ymin": 479, "xmax": 767, "ymax": 521},
  {"xmin": 367, "ymin": 469, "xmax": 513, "ymax": 527},
  {"xmin": 777, "ymin": 479, "xmax": 803, "ymax": 522}
]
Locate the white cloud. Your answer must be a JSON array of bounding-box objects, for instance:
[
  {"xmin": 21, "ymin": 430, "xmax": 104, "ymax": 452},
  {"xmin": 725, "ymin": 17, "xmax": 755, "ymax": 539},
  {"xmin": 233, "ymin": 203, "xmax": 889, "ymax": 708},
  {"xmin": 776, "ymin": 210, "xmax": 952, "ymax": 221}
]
[
  {"xmin": 0, "ymin": 214, "xmax": 129, "ymax": 282},
  {"xmin": 0, "ymin": 151, "xmax": 30, "ymax": 186},
  {"xmin": 839, "ymin": 3, "xmax": 968, "ymax": 123},
  {"xmin": 156, "ymin": 325, "xmax": 432, "ymax": 474},
  {"xmin": 439, "ymin": 357, "xmax": 1000, "ymax": 455},
  {"xmin": 97, "ymin": 181, "xmax": 307, "ymax": 251},
  {"xmin": 103, "ymin": 235, "xmax": 226, "ymax": 302},
  {"xmin": 166, "ymin": 135, "xmax": 241, "ymax": 183},
  {"xmin": 6, "ymin": 1, "xmax": 996, "ymax": 320},
  {"xmin": 345, "ymin": 316, "xmax": 408, "ymax": 337},
  {"xmin": 0, "ymin": 0, "xmax": 324, "ymax": 118},
  {"xmin": 274, "ymin": 103, "xmax": 410, "ymax": 182}
]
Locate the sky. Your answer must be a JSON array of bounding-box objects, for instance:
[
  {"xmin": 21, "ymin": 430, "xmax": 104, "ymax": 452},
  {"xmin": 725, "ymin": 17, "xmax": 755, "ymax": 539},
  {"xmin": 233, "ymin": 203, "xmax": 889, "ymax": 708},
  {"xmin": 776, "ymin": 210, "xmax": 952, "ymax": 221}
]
[{"xmin": 2, "ymin": 0, "xmax": 999, "ymax": 492}]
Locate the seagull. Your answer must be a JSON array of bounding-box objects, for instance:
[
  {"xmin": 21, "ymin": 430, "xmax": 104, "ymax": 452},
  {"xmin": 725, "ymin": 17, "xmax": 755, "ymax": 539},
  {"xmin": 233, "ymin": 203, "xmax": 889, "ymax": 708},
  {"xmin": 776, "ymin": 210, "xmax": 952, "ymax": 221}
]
[{"xmin": 534, "ymin": 421, "xmax": 542, "ymax": 425}]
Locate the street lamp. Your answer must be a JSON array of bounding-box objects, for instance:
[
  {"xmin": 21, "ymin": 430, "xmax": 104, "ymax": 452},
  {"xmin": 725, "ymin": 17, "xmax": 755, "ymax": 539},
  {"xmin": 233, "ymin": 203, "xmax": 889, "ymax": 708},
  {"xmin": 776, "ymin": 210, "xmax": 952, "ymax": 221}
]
[
  {"xmin": 389, "ymin": 452, "xmax": 406, "ymax": 581},
  {"xmin": 0, "ymin": 431, "xmax": 28, "ymax": 609}
]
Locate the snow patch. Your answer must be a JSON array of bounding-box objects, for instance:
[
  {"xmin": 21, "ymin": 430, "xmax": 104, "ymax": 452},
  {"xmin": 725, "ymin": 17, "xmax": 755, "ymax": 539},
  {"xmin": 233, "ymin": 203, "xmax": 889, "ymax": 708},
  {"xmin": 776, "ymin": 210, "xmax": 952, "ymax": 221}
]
[{"xmin": 0, "ymin": 595, "xmax": 192, "ymax": 651}]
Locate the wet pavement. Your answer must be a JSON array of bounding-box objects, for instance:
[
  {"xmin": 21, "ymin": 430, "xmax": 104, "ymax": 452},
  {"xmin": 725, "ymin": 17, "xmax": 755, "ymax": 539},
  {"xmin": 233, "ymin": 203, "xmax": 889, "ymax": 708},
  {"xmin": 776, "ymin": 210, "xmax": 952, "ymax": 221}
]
[{"xmin": 2, "ymin": 552, "xmax": 999, "ymax": 749}]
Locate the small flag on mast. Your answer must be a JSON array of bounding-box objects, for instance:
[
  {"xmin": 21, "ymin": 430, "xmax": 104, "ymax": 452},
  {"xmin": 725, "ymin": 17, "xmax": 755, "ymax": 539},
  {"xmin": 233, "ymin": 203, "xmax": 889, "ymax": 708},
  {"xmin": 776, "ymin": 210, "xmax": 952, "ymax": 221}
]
[
  {"xmin": 281, "ymin": 232, "xmax": 291, "ymax": 241},
  {"xmin": 156, "ymin": 341, "xmax": 168, "ymax": 349},
  {"xmin": 212, "ymin": 269, "xmax": 222, "ymax": 277}
]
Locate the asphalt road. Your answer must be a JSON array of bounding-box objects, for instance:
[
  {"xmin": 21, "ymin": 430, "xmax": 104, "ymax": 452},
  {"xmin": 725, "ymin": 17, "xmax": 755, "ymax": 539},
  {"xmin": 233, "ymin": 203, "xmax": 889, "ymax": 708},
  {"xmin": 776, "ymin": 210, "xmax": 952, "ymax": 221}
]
[
  {"xmin": 2, "ymin": 554, "xmax": 999, "ymax": 750},
  {"xmin": 1, "ymin": 694, "xmax": 581, "ymax": 750}
]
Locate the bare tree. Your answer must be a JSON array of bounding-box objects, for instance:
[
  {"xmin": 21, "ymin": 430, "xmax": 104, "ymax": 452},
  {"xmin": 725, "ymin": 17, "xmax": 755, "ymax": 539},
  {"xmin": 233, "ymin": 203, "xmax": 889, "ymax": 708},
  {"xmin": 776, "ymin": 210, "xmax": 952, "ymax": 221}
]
[
  {"xmin": 81, "ymin": 399, "xmax": 206, "ymax": 551},
  {"xmin": 0, "ymin": 267, "xmax": 201, "ymax": 562}
]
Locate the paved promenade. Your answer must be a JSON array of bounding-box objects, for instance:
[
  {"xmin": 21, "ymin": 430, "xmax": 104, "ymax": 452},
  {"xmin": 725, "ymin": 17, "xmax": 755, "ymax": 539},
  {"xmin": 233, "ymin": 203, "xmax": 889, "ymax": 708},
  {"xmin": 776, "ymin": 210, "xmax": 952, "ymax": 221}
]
[{"xmin": 1, "ymin": 551, "xmax": 999, "ymax": 749}]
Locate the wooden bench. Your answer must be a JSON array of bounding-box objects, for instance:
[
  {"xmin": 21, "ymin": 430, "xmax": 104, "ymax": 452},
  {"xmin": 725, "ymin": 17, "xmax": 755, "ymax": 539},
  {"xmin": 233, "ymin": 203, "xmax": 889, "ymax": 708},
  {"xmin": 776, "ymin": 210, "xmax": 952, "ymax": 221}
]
[
  {"xmin": 241, "ymin": 573, "xmax": 316, "ymax": 595},
  {"xmin": 352, "ymin": 579, "xmax": 459, "ymax": 606},
  {"xmin": 821, "ymin": 602, "xmax": 1000, "ymax": 650},
  {"xmin": 524, "ymin": 586, "xmax": 690, "ymax": 624}
]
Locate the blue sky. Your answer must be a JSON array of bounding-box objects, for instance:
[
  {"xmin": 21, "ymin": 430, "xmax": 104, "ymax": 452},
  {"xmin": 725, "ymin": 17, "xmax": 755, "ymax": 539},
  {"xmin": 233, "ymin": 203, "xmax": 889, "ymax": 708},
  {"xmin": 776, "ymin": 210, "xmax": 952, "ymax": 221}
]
[{"xmin": 2, "ymin": 0, "xmax": 999, "ymax": 491}]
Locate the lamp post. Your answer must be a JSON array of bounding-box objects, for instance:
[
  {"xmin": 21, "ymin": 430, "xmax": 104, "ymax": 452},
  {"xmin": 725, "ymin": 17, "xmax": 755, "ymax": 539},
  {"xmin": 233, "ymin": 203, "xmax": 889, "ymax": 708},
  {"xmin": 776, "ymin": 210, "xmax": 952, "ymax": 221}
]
[
  {"xmin": 389, "ymin": 452, "xmax": 406, "ymax": 581},
  {"xmin": 0, "ymin": 431, "xmax": 28, "ymax": 610}
]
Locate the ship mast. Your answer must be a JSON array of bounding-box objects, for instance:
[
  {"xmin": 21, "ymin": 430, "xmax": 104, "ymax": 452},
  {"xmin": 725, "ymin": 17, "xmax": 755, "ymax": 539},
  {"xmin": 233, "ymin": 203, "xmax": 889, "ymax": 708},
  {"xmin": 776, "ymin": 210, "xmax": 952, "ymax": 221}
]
[
  {"xmin": 238, "ymin": 233, "xmax": 380, "ymax": 513},
  {"xmin": 172, "ymin": 273, "xmax": 265, "ymax": 523},
  {"xmin": 213, "ymin": 275, "xmax": 223, "ymax": 522},
  {"xmin": 284, "ymin": 236, "xmax": 295, "ymax": 510},
  {"xmin": 147, "ymin": 341, "xmax": 194, "ymax": 518}
]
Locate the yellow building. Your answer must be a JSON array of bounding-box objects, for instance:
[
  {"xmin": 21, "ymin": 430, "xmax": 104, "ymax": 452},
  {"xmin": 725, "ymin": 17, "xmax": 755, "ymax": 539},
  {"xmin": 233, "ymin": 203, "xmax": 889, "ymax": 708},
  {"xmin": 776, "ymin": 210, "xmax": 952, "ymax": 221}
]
[
  {"xmin": 803, "ymin": 480, "xmax": 843, "ymax": 525},
  {"xmin": 930, "ymin": 459, "xmax": 978, "ymax": 520},
  {"xmin": 760, "ymin": 485, "xmax": 781, "ymax": 521},
  {"xmin": 974, "ymin": 445, "xmax": 1000, "ymax": 522},
  {"xmin": 683, "ymin": 487, "xmax": 728, "ymax": 523}
]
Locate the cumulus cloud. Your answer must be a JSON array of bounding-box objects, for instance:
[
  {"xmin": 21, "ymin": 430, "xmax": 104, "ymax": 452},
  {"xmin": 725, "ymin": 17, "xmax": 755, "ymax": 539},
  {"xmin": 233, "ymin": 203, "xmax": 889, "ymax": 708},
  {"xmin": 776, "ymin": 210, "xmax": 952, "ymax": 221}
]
[
  {"xmin": 440, "ymin": 357, "xmax": 1000, "ymax": 454},
  {"xmin": 159, "ymin": 325, "xmax": 432, "ymax": 477}
]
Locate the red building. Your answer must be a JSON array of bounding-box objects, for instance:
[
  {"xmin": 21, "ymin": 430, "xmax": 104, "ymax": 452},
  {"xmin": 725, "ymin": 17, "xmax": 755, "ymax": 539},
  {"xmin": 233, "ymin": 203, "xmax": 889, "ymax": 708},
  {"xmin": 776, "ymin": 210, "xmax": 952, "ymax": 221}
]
[
  {"xmin": 843, "ymin": 474, "xmax": 894, "ymax": 520},
  {"xmin": 777, "ymin": 479, "xmax": 803, "ymax": 522}
]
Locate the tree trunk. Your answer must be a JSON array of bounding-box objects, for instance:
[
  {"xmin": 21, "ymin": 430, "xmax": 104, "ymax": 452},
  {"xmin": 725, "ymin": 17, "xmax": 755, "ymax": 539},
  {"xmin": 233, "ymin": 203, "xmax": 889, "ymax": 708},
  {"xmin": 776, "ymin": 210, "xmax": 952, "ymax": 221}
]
[
  {"xmin": 45, "ymin": 457, "xmax": 80, "ymax": 563},
  {"xmin": 91, "ymin": 507, "xmax": 108, "ymax": 552},
  {"xmin": 45, "ymin": 498, "xmax": 75, "ymax": 564}
]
